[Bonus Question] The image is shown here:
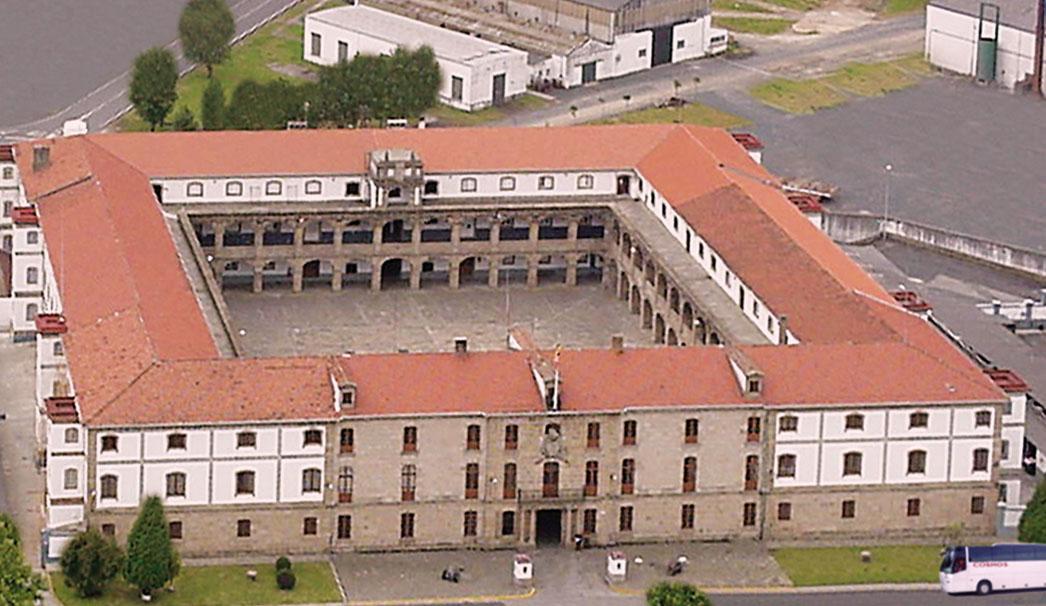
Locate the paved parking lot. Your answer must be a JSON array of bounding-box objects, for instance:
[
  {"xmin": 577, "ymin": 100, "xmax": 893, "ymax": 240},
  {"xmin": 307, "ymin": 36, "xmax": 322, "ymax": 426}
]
[{"xmin": 702, "ymin": 76, "xmax": 1046, "ymax": 252}]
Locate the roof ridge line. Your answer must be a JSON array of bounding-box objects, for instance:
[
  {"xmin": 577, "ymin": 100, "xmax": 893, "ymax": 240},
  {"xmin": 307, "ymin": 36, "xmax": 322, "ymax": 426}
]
[{"xmin": 84, "ymin": 357, "xmax": 160, "ymax": 423}]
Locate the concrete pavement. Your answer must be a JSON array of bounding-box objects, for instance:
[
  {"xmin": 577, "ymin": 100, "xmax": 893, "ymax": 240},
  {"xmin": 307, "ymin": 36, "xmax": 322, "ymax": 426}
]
[{"xmin": 0, "ymin": 0, "xmax": 301, "ymax": 140}]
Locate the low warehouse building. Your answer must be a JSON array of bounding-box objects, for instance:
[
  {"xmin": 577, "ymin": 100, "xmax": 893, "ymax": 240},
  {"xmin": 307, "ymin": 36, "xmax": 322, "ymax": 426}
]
[
  {"xmin": 304, "ymin": 4, "xmax": 530, "ymax": 111},
  {"xmin": 925, "ymin": 0, "xmax": 1046, "ymax": 93}
]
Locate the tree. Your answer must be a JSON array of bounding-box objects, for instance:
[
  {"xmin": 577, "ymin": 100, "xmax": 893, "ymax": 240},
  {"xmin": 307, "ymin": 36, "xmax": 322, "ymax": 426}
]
[
  {"xmin": 315, "ymin": 47, "xmax": 439, "ymax": 127},
  {"xmin": 225, "ymin": 79, "xmax": 311, "ymax": 130},
  {"xmin": 124, "ymin": 496, "xmax": 178, "ymax": 597},
  {"xmin": 129, "ymin": 47, "xmax": 178, "ymax": 131},
  {"xmin": 171, "ymin": 106, "xmax": 198, "ymax": 131},
  {"xmin": 179, "ymin": 0, "xmax": 235, "ymax": 78},
  {"xmin": 646, "ymin": 581, "xmax": 712, "ymax": 606},
  {"xmin": 0, "ymin": 516, "xmax": 43, "ymax": 606},
  {"xmin": 60, "ymin": 528, "xmax": 124, "ymax": 598},
  {"xmin": 201, "ymin": 78, "xmax": 226, "ymax": 130},
  {"xmin": 1020, "ymin": 480, "xmax": 1046, "ymax": 542}
]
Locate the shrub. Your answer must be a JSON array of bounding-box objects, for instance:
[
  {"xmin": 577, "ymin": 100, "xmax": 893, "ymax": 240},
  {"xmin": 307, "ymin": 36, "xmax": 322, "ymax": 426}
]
[
  {"xmin": 646, "ymin": 581, "xmax": 712, "ymax": 606},
  {"xmin": 171, "ymin": 106, "xmax": 198, "ymax": 131},
  {"xmin": 1020, "ymin": 480, "xmax": 1046, "ymax": 543},
  {"xmin": 276, "ymin": 569, "xmax": 296, "ymax": 591},
  {"xmin": 275, "ymin": 556, "xmax": 291, "ymax": 571},
  {"xmin": 60, "ymin": 528, "xmax": 124, "ymax": 597},
  {"xmin": 0, "ymin": 513, "xmax": 20, "ymax": 547}
]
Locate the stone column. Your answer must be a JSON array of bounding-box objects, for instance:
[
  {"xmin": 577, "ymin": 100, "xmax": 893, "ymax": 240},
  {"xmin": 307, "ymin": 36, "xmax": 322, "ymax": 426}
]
[
  {"xmin": 252, "ymin": 267, "xmax": 263, "ymax": 293},
  {"xmin": 371, "ymin": 260, "xmax": 382, "ymax": 291},
  {"xmin": 568, "ymin": 219, "xmax": 579, "ymax": 241},
  {"xmin": 293, "ymin": 221, "xmax": 305, "ymax": 257},
  {"xmin": 409, "ymin": 261, "xmax": 422, "ymax": 290},
  {"xmin": 291, "ymin": 261, "xmax": 303, "ymax": 293},
  {"xmin": 526, "ymin": 257, "xmax": 538, "ymax": 288},
  {"xmin": 412, "ymin": 219, "xmax": 422, "ymax": 254},
  {"xmin": 450, "ymin": 218, "xmax": 462, "ymax": 246},
  {"xmin": 253, "ymin": 219, "xmax": 264, "ymax": 257},
  {"xmin": 602, "ymin": 261, "xmax": 612, "ymax": 288},
  {"xmin": 565, "ymin": 254, "xmax": 578, "ymax": 286},
  {"xmin": 372, "ymin": 224, "xmax": 383, "ymax": 253},
  {"xmin": 449, "ymin": 259, "xmax": 460, "ymax": 289},
  {"xmin": 212, "ymin": 221, "xmax": 226, "ymax": 254},
  {"xmin": 489, "ymin": 219, "xmax": 500, "ymax": 245},
  {"xmin": 333, "ymin": 221, "xmax": 345, "ymax": 254},
  {"xmin": 488, "ymin": 258, "xmax": 500, "ymax": 288},
  {"xmin": 528, "ymin": 219, "xmax": 539, "ymax": 244},
  {"xmin": 332, "ymin": 264, "xmax": 343, "ymax": 292}
]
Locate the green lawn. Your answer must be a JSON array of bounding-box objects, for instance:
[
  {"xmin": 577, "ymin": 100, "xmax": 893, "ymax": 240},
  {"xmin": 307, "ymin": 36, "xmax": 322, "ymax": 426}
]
[
  {"xmin": 713, "ymin": 16, "xmax": 796, "ymax": 35},
  {"xmin": 712, "ymin": 0, "xmax": 773, "ymax": 13},
  {"xmin": 822, "ymin": 61, "xmax": 916, "ymax": 96},
  {"xmin": 773, "ymin": 545, "xmax": 943, "ymax": 586},
  {"xmin": 592, "ymin": 101, "xmax": 751, "ymax": 128},
  {"xmin": 52, "ymin": 563, "xmax": 341, "ymax": 606},
  {"xmin": 426, "ymin": 92, "xmax": 550, "ymax": 126},
  {"xmin": 758, "ymin": 0, "xmax": 823, "ymax": 10},
  {"xmin": 892, "ymin": 52, "xmax": 934, "ymax": 76},
  {"xmin": 880, "ymin": 0, "xmax": 928, "ymax": 15},
  {"xmin": 119, "ymin": 0, "xmax": 336, "ymax": 131},
  {"xmin": 749, "ymin": 77, "xmax": 847, "ymax": 113}
]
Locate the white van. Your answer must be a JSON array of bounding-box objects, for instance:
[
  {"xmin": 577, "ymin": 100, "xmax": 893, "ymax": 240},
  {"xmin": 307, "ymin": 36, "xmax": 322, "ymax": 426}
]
[{"xmin": 940, "ymin": 544, "xmax": 1046, "ymax": 595}]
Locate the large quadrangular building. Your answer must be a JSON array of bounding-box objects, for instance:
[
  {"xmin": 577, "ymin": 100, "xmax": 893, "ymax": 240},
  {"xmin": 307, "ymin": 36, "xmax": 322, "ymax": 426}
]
[{"xmin": 1, "ymin": 125, "xmax": 1025, "ymax": 560}]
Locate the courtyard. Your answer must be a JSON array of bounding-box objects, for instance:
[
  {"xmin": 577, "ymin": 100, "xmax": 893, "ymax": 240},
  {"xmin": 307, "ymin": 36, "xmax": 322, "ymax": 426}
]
[{"xmin": 224, "ymin": 283, "xmax": 654, "ymax": 357}]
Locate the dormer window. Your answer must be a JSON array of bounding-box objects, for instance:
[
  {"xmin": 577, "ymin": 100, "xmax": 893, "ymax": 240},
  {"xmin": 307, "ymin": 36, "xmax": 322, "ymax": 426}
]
[
  {"xmin": 746, "ymin": 376, "xmax": 762, "ymax": 395},
  {"xmin": 167, "ymin": 433, "xmax": 187, "ymax": 450},
  {"xmin": 64, "ymin": 427, "xmax": 78, "ymax": 443},
  {"xmin": 844, "ymin": 414, "xmax": 864, "ymax": 431}
]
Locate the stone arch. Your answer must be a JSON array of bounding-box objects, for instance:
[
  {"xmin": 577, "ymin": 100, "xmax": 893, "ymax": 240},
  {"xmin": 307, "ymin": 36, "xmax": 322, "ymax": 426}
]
[
  {"xmin": 642, "ymin": 299, "xmax": 653, "ymax": 329},
  {"xmin": 667, "ymin": 328, "xmax": 678, "ymax": 346},
  {"xmin": 458, "ymin": 256, "xmax": 489, "ymax": 286},
  {"xmin": 708, "ymin": 331, "xmax": 721, "ymax": 345},
  {"xmin": 695, "ymin": 316, "xmax": 707, "ymax": 344},
  {"xmin": 380, "ymin": 258, "xmax": 410, "ymax": 289},
  {"xmin": 621, "ymin": 232, "xmax": 632, "ymax": 257},
  {"xmin": 633, "ymin": 246, "xmax": 645, "ymax": 270},
  {"xmin": 656, "ymin": 273, "xmax": 667, "ymax": 298},
  {"xmin": 669, "ymin": 288, "xmax": 680, "ymax": 313},
  {"xmin": 630, "ymin": 285, "xmax": 641, "ymax": 314},
  {"xmin": 681, "ymin": 302, "xmax": 694, "ymax": 328},
  {"xmin": 499, "ymin": 255, "xmax": 527, "ymax": 285},
  {"xmin": 577, "ymin": 253, "xmax": 604, "ymax": 284},
  {"xmin": 654, "ymin": 313, "xmax": 666, "ymax": 344},
  {"xmin": 343, "ymin": 220, "xmax": 374, "ymax": 244},
  {"xmin": 537, "ymin": 255, "xmax": 568, "ymax": 285},
  {"xmin": 381, "ymin": 219, "xmax": 411, "ymax": 244},
  {"xmin": 342, "ymin": 259, "xmax": 371, "ymax": 289},
  {"xmin": 644, "ymin": 260, "xmax": 655, "ymax": 285},
  {"xmin": 420, "ymin": 257, "xmax": 450, "ymax": 288},
  {"xmin": 618, "ymin": 271, "xmax": 630, "ymax": 300}
]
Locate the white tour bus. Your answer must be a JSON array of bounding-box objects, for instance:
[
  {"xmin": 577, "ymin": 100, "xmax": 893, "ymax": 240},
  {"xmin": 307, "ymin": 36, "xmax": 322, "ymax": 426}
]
[{"xmin": 940, "ymin": 544, "xmax": 1046, "ymax": 595}]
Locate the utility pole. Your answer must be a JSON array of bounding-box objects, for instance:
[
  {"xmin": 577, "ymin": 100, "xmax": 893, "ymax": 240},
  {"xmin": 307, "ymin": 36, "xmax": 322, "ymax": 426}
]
[
  {"xmin": 882, "ymin": 163, "xmax": 893, "ymax": 239},
  {"xmin": 1034, "ymin": 0, "xmax": 1045, "ymax": 97}
]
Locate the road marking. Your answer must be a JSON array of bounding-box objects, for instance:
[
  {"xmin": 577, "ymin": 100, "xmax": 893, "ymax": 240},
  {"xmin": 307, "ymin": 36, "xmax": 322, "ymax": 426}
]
[{"xmin": 345, "ymin": 586, "xmax": 536, "ymax": 605}]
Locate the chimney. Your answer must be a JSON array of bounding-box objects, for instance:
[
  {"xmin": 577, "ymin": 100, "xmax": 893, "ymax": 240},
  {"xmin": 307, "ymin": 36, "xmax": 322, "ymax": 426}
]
[
  {"xmin": 610, "ymin": 334, "xmax": 624, "ymax": 354},
  {"xmin": 1025, "ymin": 299, "xmax": 1035, "ymax": 321},
  {"xmin": 777, "ymin": 315, "xmax": 789, "ymax": 345},
  {"xmin": 32, "ymin": 145, "xmax": 50, "ymax": 172},
  {"xmin": 454, "ymin": 337, "xmax": 468, "ymax": 354},
  {"xmin": 992, "ymin": 299, "xmax": 1002, "ymax": 315}
]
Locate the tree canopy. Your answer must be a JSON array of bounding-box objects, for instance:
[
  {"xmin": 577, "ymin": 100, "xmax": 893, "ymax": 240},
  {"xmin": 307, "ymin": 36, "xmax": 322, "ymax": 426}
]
[
  {"xmin": 201, "ymin": 78, "xmax": 226, "ymax": 130},
  {"xmin": 316, "ymin": 46, "xmax": 440, "ymax": 127},
  {"xmin": 129, "ymin": 47, "xmax": 179, "ymax": 131},
  {"xmin": 124, "ymin": 496, "xmax": 178, "ymax": 595},
  {"xmin": 179, "ymin": 0, "xmax": 236, "ymax": 77},
  {"xmin": 1020, "ymin": 480, "xmax": 1046, "ymax": 543},
  {"xmin": 225, "ymin": 79, "xmax": 313, "ymax": 130},
  {"xmin": 60, "ymin": 528, "xmax": 124, "ymax": 598},
  {"xmin": 0, "ymin": 515, "xmax": 43, "ymax": 606}
]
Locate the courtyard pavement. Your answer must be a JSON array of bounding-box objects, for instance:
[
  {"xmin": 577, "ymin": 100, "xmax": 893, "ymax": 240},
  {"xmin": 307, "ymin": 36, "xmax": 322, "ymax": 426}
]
[{"xmin": 224, "ymin": 283, "xmax": 654, "ymax": 357}]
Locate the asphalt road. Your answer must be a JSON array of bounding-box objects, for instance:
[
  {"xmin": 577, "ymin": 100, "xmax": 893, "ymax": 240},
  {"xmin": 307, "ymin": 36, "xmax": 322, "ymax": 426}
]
[{"xmin": 0, "ymin": 0, "xmax": 300, "ymax": 139}]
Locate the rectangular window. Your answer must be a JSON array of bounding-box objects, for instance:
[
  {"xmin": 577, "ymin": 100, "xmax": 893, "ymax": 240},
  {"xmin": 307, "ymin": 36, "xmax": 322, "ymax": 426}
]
[
  {"xmin": 237, "ymin": 519, "xmax": 251, "ymax": 538},
  {"xmin": 777, "ymin": 454, "xmax": 796, "ymax": 478},
  {"xmin": 676, "ymin": 39, "xmax": 686, "ymax": 49},
  {"xmin": 310, "ymin": 33, "xmax": 321, "ymax": 56},
  {"xmin": 777, "ymin": 502, "xmax": 791, "ymax": 521},
  {"xmin": 586, "ymin": 422, "xmax": 600, "ymax": 448},
  {"xmin": 499, "ymin": 176, "xmax": 516, "ymax": 191},
  {"xmin": 466, "ymin": 425, "xmax": 481, "ymax": 450},
  {"xmin": 100, "ymin": 476, "xmax": 118, "ymax": 500},
  {"xmin": 167, "ymin": 433, "xmax": 186, "ymax": 450},
  {"xmin": 746, "ymin": 417, "xmax": 760, "ymax": 442},
  {"xmin": 841, "ymin": 500, "xmax": 855, "ymax": 519},
  {"xmin": 400, "ymin": 512, "xmax": 415, "ymax": 539},
  {"xmin": 101, "ymin": 524, "xmax": 115, "ymax": 537},
  {"xmin": 169, "ymin": 521, "xmax": 183, "ymax": 540},
  {"xmin": 971, "ymin": 496, "xmax": 986, "ymax": 514},
  {"xmin": 622, "ymin": 420, "xmax": 637, "ymax": 446},
  {"xmin": 337, "ymin": 515, "xmax": 352, "ymax": 539},
  {"xmin": 620, "ymin": 458, "xmax": 635, "ymax": 495},
  {"xmin": 403, "ymin": 426, "xmax": 417, "ymax": 453},
  {"xmin": 303, "ymin": 517, "xmax": 317, "ymax": 536},
  {"xmin": 303, "ymin": 429, "xmax": 322, "ymax": 446},
  {"xmin": 337, "ymin": 40, "xmax": 348, "ymax": 62},
  {"xmin": 346, "ymin": 182, "xmax": 361, "ymax": 197},
  {"xmin": 638, "ymin": 48, "xmax": 647, "ymax": 58},
  {"xmin": 682, "ymin": 457, "xmax": 697, "ymax": 492},
  {"xmin": 619, "ymin": 506, "xmax": 633, "ymax": 532},
  {"xmin": 503, "ymin": 463, "xmax": 517, "ymax": 499},
  {"xmin": 236, "ymin": 471, "xmax": 255, "ymax": 496},
  {"xmin": 909, "ymin": 412, "xmax": 928, "ymax": 428},
  {"xmin": 465, "ymin": 463, "xmax": 479, "ymax": 499},
  {"xmin": 845, "ymin": 414, "xmax": 865, "ymax": 431},
  {"xmin": 843, "ymin": 452, "xmax": 863, "ymax": 476},
  {"xmin": 684, "ymin": 418, "xmax": 699, "ymax": 443},
  {"xmin": 338, "ymin": 466, "xmax": 353, "ymax": 503},
  {"xmin": 584, "ymin": 461, "xmax": 599, "ymax": 496},
  {"xmin": 538, "ymin": 176, "xmax": 555, "ymax": 190},
  {"xmin": 778, "ymin": 415, "xmax": 798, "ymax": 432},
  {"xmin": 451, "ymin": 76, "xmax": 463, "ymax": 102},
  {"xmin": 907, "ymin": 498, "xmax": 921, "ymax": 517},
  {"xmin": 166, "ymin": 473, "xmax": 186, "ymax": 497},
  {"xmin": 401, "ymin": 464, "xmax": 417, "ymax": 502},
  {"xmin": 583, "ymin": 508, "xmax": 597, "ymax": 534},
  {"xmin": 463, "ymin": 511, "xmax": 478, "ymax": 537},
  {"xmin": 101, "ymin": 435, "xmax": 118, "ymax": 453},
  {"xmin": 340, "ymin": 428, "xmax": 354, "ymax": 454},
  {"xmin": 972, "ymin": 448, "xmax": 989, "ymax": 472},
  {"xmin": 504, "ymin": 424, "xmax": 518, "ymax": 449},
  {"xmin": 302, "ymin": 468, "xmax": 322, "ymax": 493},
  {"xmin": 681, "ymin": 504, "xmax": 695, "ymax": 529},
  {"xmin": 237, "ymin": 432, "xmax": 256, "ymax": 448},
  {"xmin": 743, "ymin": 502, "xmax": 757, "ymax": 527},
  {"xmin": 975, "ymin": 410, "xmax": 992, "ymax": 427},
  {"xmin": 501, "ymin": 511, "xmax": 516, "ymax": 536}
]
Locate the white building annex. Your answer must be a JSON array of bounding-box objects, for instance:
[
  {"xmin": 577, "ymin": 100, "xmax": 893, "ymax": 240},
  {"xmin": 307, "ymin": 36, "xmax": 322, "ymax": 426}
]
[
  {"xmin": 304, "ymin": 4, "xmax": 530, "ymax": 111},
  {"xmin": 926, "ymin": 0, "xmax": 1046, "ymax": 92}
]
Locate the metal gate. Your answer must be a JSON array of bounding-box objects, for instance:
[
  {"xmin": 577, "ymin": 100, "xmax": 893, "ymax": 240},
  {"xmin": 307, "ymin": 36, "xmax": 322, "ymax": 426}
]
[
  {"xmin": 492, "ymin": 73, "xmax": 506, "ymax": 105},
  {"xmin": 581, "ymin": 61, "xmax": 597, "ymax": 84},
  {"xmin": 650, "ymin": 24, "xmax": 674, "ymax": 66}
]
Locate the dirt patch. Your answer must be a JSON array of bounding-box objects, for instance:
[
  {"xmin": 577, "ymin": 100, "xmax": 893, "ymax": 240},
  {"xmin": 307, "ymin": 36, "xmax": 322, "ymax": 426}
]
[
  {"xmin": 794, "ymin": 4, "xmax": 876, "ymax": 34},
  {"xmin": 268, "ymin": 63, "xmax": 318, "ymax": 81}
]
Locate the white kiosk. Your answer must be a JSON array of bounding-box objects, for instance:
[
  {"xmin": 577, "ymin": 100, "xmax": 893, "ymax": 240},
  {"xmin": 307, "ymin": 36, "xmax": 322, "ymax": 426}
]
[
  {"xmin": 513, "ymin": 554, "xmax": 533, "ymax": 586},
  {"xmin": 606, "ymin": 550, "xmax": 628, "ymax": 583}
]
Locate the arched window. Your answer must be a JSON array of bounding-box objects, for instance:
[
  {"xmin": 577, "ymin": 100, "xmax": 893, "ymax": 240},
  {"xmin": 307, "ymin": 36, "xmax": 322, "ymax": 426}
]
[
  {"xmin": 235, "ymin": 470, "xmax": 255, "ymax": 495},
  {"xmin": 844, "ymin": 413, "xmax": 864, "ymax": 431},
  {"xmin": 907, "ymin": 450, "xmax": 927, "ymax": 474},
  {"xmin": 460, "ymin": 177, "xmax": 477, "ymax": 192},
  {"xmin": 64, "ymin": 427, "xmax": 78, "ymax": 443},
  {"xmin": 186, "ymin": 182, "xmax": 204, "ymax": 197},
  {"xmin": 304, "ymin": 180, "xmax": 322, "ymax": 195},
  {"xmin": 499, "ymin": 176, "xmax": 516, "ymax": 191},
  {"xmin": 265, "ymin": 180, "xmax": 282, "ymax": 195},
  {"xmin": 302, "ymin": 468, "xmax": 322, "ymax": 493},
  {"xmin": 225, "ymin": 181, "xmax": 243, "ymax": 196},
  {"xmin": 64, "ymin": 468, "xmax": 78, "ymax": 490},
  {"xmin": 577, "ymin": 174, "xmax": 594, "ymax": 190},
  {"xmin": 166, "ymin": 472, "xmax": 186, "ymax": 497},
  {"xmin": 843, "ymin": 452, "xmax": 863, "ymax": 476},
  {"xmin": 100, "ymin": 474, "xmax": 117, "ymax": 499}
]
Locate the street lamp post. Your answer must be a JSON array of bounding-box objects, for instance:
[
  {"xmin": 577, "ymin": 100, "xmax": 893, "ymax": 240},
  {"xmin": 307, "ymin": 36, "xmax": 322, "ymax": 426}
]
[{"xmin": 882, "ymin": 163, "xmax": 893, "ymax": 239}]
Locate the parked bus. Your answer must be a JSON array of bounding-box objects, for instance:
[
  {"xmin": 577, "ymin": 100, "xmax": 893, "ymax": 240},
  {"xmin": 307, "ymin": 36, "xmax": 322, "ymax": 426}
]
[{"xmin": 940, "ymin": 544, "xmax": 1046, "ymax": 595}]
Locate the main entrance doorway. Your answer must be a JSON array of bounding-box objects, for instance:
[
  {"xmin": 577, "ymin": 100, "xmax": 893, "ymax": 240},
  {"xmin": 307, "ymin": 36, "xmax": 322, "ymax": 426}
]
[
  {"xmin": 535, "ymin": 509, "xmax": 562, "ymax": 546},
  {"xmin": 581, "ymin": 61, "xmax": 597, "ymax": 84},
  {"xmin": 492, "ymin": 73, "xmax": 506, "ymax": 105}
]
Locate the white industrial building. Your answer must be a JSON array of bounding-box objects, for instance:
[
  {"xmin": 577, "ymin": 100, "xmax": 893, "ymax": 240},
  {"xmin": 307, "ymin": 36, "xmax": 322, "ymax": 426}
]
[
  {"xmin": 304, "ymin": 4, "xmax": 530, "ymax": 111},
  {"xmin": 926, "ymin": 0, "xmax": 1046, "ymax": 93}
]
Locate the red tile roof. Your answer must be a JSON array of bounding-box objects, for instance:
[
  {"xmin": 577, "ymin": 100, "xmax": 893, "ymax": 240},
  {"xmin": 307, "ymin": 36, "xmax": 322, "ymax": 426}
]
[{"xmin": 13, "ymin": 125, "xmax": 1005, "ymax": 426}]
